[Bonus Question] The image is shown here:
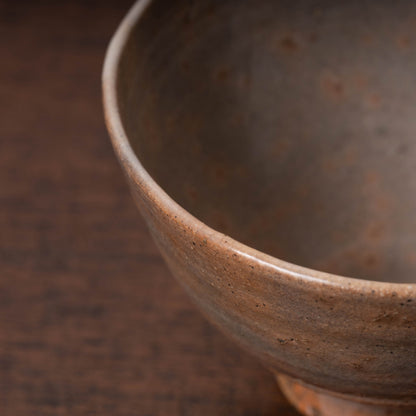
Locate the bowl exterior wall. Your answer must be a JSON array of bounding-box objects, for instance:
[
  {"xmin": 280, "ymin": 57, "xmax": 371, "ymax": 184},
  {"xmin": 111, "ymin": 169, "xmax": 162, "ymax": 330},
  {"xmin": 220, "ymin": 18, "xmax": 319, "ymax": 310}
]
[{"xmin": 121, "ymin": 167, "xmax": 416, "ymax": 404}]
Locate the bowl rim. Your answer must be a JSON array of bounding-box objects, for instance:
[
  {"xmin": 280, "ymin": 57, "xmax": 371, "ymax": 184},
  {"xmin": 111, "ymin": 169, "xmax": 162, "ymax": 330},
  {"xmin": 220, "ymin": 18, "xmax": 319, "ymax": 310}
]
[{"xmin": 102, "ymin": 0, "xmax": 416, "ymax": 296}]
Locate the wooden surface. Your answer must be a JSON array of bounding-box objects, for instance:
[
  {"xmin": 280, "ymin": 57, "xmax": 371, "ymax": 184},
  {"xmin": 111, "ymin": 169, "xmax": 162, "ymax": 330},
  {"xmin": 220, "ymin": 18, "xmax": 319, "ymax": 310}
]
[{"xmin": 0, "ymin": 1, "xmax": 297, "ymax": 415}]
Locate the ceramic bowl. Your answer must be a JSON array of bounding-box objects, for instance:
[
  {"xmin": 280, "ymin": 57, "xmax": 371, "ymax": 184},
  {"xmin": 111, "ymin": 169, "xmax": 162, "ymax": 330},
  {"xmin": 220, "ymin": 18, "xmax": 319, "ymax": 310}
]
[{"xmin": 103, "ymin": 1, "xmax": 416, "ymax": 414}]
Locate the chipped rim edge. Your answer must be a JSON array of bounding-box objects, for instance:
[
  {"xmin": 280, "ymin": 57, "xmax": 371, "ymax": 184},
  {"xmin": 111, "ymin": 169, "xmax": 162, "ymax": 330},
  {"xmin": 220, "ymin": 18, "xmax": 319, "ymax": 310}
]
[{"xmin": 102, "ymin": 0, "xmax": 416, "ymax": 297}]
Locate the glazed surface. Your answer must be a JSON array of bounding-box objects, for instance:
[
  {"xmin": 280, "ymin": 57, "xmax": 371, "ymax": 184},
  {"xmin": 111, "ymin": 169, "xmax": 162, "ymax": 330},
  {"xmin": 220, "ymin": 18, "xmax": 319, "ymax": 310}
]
[
  {"xmin": 104, "ymin": 0, "xmax": 416, "ymax": 407},
  {"xmin": 121, "ymin": 0, "xmax": 416, "ymax": 283}
]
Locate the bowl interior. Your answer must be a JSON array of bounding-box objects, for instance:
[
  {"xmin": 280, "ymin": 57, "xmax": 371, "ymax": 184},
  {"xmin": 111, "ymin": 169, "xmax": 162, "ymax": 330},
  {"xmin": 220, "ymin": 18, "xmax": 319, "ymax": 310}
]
[{"xmin": 119, "ymin": 0, "xmax": 416, "ymax": 283}]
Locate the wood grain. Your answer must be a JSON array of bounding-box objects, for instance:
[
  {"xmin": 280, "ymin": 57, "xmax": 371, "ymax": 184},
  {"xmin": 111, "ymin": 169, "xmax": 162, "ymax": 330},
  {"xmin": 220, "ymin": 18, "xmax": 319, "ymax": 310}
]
[{"xmin": 0, "ymin": 1, "xmax": 297, "ymax": 414}]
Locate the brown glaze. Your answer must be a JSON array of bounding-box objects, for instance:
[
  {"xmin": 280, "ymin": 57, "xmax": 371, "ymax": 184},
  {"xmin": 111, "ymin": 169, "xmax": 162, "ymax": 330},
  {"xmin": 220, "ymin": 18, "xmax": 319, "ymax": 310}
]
[{"xmin": 103, "ymin": 1, "xmax": 416, "ymax": 414}]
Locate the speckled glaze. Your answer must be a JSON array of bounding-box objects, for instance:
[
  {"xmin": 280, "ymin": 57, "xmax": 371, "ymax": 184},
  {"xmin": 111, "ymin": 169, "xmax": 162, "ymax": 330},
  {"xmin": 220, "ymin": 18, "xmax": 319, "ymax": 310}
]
[{"xmin": 103, "ymin": 1, "xmax": 416, "ymax": 415}]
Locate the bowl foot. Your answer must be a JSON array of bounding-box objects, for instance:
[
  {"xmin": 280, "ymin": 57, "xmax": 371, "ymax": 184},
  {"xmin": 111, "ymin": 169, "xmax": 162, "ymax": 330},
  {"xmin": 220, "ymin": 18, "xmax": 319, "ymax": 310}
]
[{"xmin": 276, "ymin": 374, "xmax": 415, "ymax": 416}]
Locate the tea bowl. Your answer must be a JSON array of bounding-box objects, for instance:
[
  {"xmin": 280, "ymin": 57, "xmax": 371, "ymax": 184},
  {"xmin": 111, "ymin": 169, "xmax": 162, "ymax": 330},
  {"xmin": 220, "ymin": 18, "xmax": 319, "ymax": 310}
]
[{"xmin": 103, "ymin": 0, "xmax": 416, "ymax": 414}]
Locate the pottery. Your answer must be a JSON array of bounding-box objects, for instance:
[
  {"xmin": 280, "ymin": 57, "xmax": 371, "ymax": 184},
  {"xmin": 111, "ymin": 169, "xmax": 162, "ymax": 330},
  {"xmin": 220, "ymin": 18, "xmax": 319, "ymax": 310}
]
[{"xmin": 102, "ymin": 1, "xmax": 416, "ymax": 415}]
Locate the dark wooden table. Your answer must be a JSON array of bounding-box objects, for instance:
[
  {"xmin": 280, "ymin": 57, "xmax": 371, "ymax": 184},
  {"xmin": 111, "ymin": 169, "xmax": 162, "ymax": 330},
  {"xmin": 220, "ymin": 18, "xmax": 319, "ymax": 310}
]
[{"xmin": 0, "ymin": 1, "xmax": 297, "ymax": 414}]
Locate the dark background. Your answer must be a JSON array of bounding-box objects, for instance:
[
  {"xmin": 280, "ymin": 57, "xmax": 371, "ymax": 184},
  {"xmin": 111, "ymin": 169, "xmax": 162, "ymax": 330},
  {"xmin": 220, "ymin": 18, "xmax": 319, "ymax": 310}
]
[{"xmin": 0, "ymin": 1, "xmax": 296, "ymax": 414}]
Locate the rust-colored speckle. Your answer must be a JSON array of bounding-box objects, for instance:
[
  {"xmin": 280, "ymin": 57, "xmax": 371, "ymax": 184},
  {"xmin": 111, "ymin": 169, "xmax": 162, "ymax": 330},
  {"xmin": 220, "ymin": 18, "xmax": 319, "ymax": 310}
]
[
  {"xmin": 374, "ymin": 195, "xmax": 391, "ymax": 211},
  {"xmin": 294, "ymin": 182, "xmax": 309, "ymax": 198},
  {"xmin": 214, "ymin": 165, "xmax": 226, "ymax": 183},
  {"xmin": 321, "ymin": 158, "xmax": 336, "ymax": 173},
  {"xmin": 344, "ymin": 147, "xmax": 357, "ymax": 164},
  {"xmin": 279, "ymin": 35, "xmax": 299, "ymax": 53},
  {"xmin": 365, "ymin": 93, "xmax": 383, "ymax": 109},
  {"xmin": 364, "ymin": 171, "xmax": 380, "ymax": 186},
  {"xmin": 361, "ymin": 34, "xmax": 375, "ymax": 46},
  {"xmin": 397, "ymin": 35, "xmax": 411, "ymax": 50},
  {"xmin": 207, "ymin": 161, "xmax": 229, "ymax": 186},
  {"xmin": 321, "ymin": 73, "xmax": 345, "ymax": 101},
  {"xmin": 186, "ymin": 185, "xmax": 198, "ymax": 202},
  {"xmin": 321, "ymin": 146, "xmax": 357, "ymax": 174},
  {"xmin": 407, "ymin": 251, "xmax": 416, "ymax": 266},
  {"xmin": 364, "ymin": 253, "xmax": 379, "ymax": 268},
  {"xmin": 366, "ymin": 223, "xmax": 386, "ymax": 241}
]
